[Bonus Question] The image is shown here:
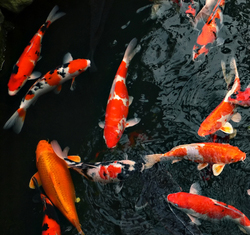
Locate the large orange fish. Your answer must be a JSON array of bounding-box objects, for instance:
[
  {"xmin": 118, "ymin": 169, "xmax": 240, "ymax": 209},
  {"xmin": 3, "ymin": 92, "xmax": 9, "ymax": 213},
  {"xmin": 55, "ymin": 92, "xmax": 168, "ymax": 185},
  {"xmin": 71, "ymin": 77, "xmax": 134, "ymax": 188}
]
[
  {"xmin": 198, "ymin": 58, "xmax": 241, "ymax": 137},
  {"xmin": 98, "ymin": 38, "xmax": 141, "ymax": 148},
  {"xmin": 7, "ymin": 5, "xmax": 65, "ymax": 96},
  {"xmin": 29, "ymin": 140, "xmax": 85, "ymax": 235}
]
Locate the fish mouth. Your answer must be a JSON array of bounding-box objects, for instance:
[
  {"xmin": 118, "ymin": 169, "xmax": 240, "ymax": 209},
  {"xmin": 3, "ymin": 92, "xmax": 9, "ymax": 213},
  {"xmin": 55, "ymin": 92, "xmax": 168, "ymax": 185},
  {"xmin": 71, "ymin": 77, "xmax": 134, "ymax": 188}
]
[{"xmin": 8, "ymin": 89, "xmax": 18, "ymax": 96}]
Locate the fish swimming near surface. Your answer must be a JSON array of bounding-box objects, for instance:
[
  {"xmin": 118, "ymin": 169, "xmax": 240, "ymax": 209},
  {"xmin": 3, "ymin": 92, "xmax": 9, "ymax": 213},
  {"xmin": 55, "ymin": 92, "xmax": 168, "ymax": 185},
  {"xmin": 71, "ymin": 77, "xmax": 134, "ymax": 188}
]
[
  {"xmin": 3, "ymin": 53, "xmax": 90, "ymax": 133},
  {"xmin": 192, "ymin": 0, "xmax": 225, "ymax": 61},
  {"xmin": 143, "ymin": 142, "xmax": 246, "ymax": 176},
  {"xmin": 29, "ymin": 140, "xmax": 85, "ymax": 235},
  {"xmin": 198, "ymin": 57, "xmax": 242, "ymax": 137},
  {"xmin": 167, "ymin": 183, "xmax": 250, "ymax": 234},
  {"xmin": 51, "ymin": 140, "xmax": 144, "ymax": 192},
  {"xmin": 32, "ymin": 177, "xmax": 61, "ymax": 235},
  {"xmin": 99, "ymin": 38, "xmax": 141, "ymax": 148},
  {"xmin": 7, "ymin": 5, "xmax": 65, "ymax": 96},
  {"xmin": 228, "ymin": 85, "xmax": 250, "ymax": 107}
]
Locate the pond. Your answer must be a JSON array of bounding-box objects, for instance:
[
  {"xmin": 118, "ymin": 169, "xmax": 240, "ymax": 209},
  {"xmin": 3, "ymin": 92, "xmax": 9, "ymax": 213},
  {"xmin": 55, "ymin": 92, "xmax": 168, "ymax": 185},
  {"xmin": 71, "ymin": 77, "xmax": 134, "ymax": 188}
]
[{"xmin": 1, "ymin": 0, "xmax": 250, "ymax": 234}]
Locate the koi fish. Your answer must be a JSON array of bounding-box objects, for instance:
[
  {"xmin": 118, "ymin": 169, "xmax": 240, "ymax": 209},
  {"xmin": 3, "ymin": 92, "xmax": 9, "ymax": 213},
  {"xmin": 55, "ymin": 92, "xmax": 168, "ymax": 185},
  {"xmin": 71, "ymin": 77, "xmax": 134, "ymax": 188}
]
[
  {"xmin": 51, "ymin": 140, "xmax": 144, "ymax": 183},
  {"xmin": 228, "ymin": 85, "xmax": 250, "ymax": 107},
  {"xmin": 192, "ymin": 0, "xmax": 225, "ymax": 61},
  {"xmin": 99, "ymin": 38, "xmax": 141, "ymax": 148},
  {"xmin": 32, "ymin": 177, "xmax": 61, "ymax": 235},
  {"xmin": 143, "ymin": 142, "xmax": 246, "ymax": 176},
  {"xmin": 167, "ymin": 183, "xmax": 250, "ymax": 234},
  {"xmin": 29, "ymin": 140, "xmax": 85, "ymax": 235},
  {"xmin": 8, "ymin": 5, "xmax": 65, "ymax": 96},
  {"xmin": 4, "ymin": 53, "xmax": 90, "ymax": 133},
  {"xmin": 198, "ymin": 58, "xmax": 241, "ymax": 137}
]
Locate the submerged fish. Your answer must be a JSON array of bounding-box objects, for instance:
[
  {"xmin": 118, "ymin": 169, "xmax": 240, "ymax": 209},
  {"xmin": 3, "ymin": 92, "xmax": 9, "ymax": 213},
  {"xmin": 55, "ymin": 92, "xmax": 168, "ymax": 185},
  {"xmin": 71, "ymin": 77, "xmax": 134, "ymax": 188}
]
[
  {"xmin": 228, "ymin": 85, "xmax": 250, "ymax": 107},
  {"xmin": 192, "ymin": 0, "xmax": 225, "ymax": 61},
  {"xmin": 143, "ymin": 142, "xmax": 246, "ymax": 176},
  {"xmin": 29, "ymin": 140, "xmax": 85, "ymax": 235},
  {"xmin": 198, "ymin": 58, "xmax": 241, "ymax": 137},
  {"xmin": 167, "ymin": 183, "xmax": 250, "ymax": 234},
  {"xmin": 8, "ymin": 5, "xmax": 65, "ymax": 96},
  {"xmin": 32, "ymin": 177, "xmax": 61, "ymax": 235},
  {"xmin": 4, "ymin": 53, "xmax": 90, "ymax": 133},
  {"xmin": 99, "ymin": 38, "xmax": 141, "ymax": 148}
]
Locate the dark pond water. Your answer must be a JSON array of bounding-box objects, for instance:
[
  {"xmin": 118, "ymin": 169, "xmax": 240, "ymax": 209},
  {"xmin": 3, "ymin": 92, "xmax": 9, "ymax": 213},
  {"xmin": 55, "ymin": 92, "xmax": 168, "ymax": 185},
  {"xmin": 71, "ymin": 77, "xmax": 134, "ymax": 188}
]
[{"xmin": 1, "ymin": 0, "xmax": 250, "ymax": 234}]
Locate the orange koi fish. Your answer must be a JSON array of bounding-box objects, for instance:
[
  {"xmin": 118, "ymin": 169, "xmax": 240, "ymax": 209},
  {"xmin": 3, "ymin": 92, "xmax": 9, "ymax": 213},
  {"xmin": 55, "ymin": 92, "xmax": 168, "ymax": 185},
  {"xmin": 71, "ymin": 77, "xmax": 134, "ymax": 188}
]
[
  {"xmin": 32, "ymin": 178, "xmax": 61, "ymax": 235},
  {"xmin": 29, "ymin": 140, "xmax": 85, "ymax": 235},
  {"xmin": 4, "ymin": 53, "xmax": 90, "ymax": 133},
  {"xmin": 144, "ymin": 142, "xmax": 246, "ymax": 176},
  {"xmin": 167, "ymin": 183, "xmax": 250, "ymax": 234},
  {"xmin": 8, "ymin": 5, "xmax": 65, "ymax": 96},
  {"xmin": 99, "ymin": 38, "xmax": 141, "ymax": 148},
  {"xmin": 198, "ymin": 58, "xmax": 241, "ymax": 137},
  {"xmin": 192, "ymin": 0, "xmax": 225, "ymax": 61}
]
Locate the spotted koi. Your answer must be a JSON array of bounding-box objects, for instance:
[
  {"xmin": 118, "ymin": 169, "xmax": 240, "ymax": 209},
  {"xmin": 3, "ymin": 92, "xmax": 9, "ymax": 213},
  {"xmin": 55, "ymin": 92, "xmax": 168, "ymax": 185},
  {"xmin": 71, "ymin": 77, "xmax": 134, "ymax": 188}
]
[
  {"xmin": 99, "ymin": 38, "xmax": 141, "ymax": 148},
  {"xmin": 4, "ymin": 53, "xmax": 90, "ymax": 133},
  {"xmin": 7, "ymin": 5, "xmax": 65, "ymax": 96},
  {"xmin": 228, "ymin": 85, "xmax": 250, "ymax": 107}
]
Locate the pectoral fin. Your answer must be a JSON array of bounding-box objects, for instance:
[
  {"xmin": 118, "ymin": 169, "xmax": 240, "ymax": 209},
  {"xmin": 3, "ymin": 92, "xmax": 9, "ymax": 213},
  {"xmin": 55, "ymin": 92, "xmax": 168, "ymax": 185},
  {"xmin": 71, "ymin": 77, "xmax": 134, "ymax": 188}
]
[
  {"xmin": 188, "ymin": 214, "xmax": 201, "ymax": 226},
  {"xmin": 231, "ymin": 113, "xmax": 241, "ymax": 123},
  {"xmin": 126, "ymin": 117, "xmax": 140, "ymax": 128},
  {"xmin": 220, "ymin": 122, "xmax": 234, "ymax": 134},
  {"xmin": 29, "ymin": 172, "xmax": 41, "ymax": 189},
  {"xmin": 129, "ymin": 96, "xmax": 134, "ymax": 106},
  {"xmin": 54, "ymin": 85, "xmax": 62, "ymax": 94},
  {"xmin": 68, "ymin": 155, "xmax": 81, "ymax": 163},
  {"xmin": 197, "ymin": 163, "xmax": 208, "ymax": 171},
  {"xmin": 28, "ymin": 71, "xmax": 41, "ymax": 80},
  {"xmin": 212, "ymin": 163, "xmax": 225, "ymax": 176},
  {"xmin": 98, "ymin": 121, "xmax": 105, "ymax": 129},
  {"xmin": 70, "ymin": 78, "xmax": 76, "ymax": 91}
]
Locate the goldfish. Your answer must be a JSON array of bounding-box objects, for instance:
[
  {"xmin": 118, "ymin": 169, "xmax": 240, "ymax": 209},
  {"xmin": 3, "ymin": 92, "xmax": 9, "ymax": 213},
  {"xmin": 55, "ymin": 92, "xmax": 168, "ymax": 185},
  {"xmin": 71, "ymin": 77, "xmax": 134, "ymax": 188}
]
[
  {"xmin": 29, "ymin": 140, "xmax": 85, "ymax": 235},
  {"xmin": 4, "ymin": 53, "xmax": 90, "ymax": 133},
  {"xmin": 167, "ymin": 183, "xmax": 250, "ymax": 234},
  {"xmin": 143, "ymin": 142, "xmax": 246, "ymax": 176},
  {"xmin": 198, "ymin": 58, "xmax": 241, "ymax": 137},
  {"xmin": 99, "ymin": 38, "xmax": 141, "ymax": 148},
  {"xmin": 32, "ymin": 177, "xmax": 61, "ymax": 235},
  {"xmin": 192, "ymin": 0, "xmax": 225, "ymax": 61},
  {"xmin": 228, "ymin": 85, "xmax": 250, "ymax": 107},
  {"xmin": 8, "ymin": 5, "xmax": 65, "ymax": 96}
]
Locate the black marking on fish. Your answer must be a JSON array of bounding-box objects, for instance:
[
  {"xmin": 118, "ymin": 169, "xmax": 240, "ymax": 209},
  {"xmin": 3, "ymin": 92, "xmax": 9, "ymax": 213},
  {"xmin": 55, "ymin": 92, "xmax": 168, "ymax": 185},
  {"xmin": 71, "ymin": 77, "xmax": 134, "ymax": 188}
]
[
  {"xmin": 33, "ymin": 82, "xmax": 43, "ymax": 91},
  {"xmin": 63, "ymin": 63, "xmax": 70, "ymax": 68},
  {"xmin": 42, "ymin": 223, "xmax": 49, "ymax": 231},
  {"xmin": 12, "ymin": 65, "xmax": 19, "ymax": 74},
  {"xmin": 49, "ymin": 70, "xmax": 55, "ymax": 75},
  {"xmin": 35, "ymin": 51, "xmax": 40, "ymax": 56},
  {"xmin": 57, "ymin": 69, "xmax": 66, "ymax": 78},
  {"xmin": 44, "ymin": 203, "xmax": 60, "ymax": 224},
  {"xmin": 41, "ymin": 22, "xmax": 49, "ymax": 33}
]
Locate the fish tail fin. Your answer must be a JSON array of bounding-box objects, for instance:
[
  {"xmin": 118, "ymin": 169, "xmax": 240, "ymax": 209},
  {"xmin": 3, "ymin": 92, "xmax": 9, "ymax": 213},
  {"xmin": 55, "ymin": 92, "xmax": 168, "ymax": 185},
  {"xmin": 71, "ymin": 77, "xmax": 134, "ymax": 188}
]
[
  {"xmin": 123, "ymin": 38, "xmax": 141, "ymax": 65},
  {"xmin": 143, "ymin": 154, "xmax": 162, "ymax": 169},
  {"xmin": 73, "ymin": 220, "xmax": 85, "ymax": 235},
  {"xmin": 3, "ymin": 108, "xmax": 26, "ymax": 134},
  {"xmin": 46, "ymin": 5, "xmax": 66, "ymax": 24}
]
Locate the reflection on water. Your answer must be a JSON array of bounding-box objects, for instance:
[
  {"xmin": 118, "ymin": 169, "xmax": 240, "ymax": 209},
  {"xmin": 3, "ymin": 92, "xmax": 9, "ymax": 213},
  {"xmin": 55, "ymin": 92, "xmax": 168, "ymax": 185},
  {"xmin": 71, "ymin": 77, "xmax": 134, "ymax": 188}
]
[{"xmin": 1, "ymin": 0, "xmax": 250, "ymax": 234}]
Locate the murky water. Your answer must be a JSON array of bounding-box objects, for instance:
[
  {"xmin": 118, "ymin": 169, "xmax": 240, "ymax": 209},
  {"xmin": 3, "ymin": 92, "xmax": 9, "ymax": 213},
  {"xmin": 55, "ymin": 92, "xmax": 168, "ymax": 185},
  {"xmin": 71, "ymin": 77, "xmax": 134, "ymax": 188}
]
[{"xmin": 1, "ymin": 0, "xmax": 250, "ymax": 234}]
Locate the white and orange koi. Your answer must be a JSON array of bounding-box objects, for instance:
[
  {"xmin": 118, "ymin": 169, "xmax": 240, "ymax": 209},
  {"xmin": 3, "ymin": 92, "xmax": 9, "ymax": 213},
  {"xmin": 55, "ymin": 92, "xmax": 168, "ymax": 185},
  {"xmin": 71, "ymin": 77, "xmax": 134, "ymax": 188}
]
[
  {"xmin": 228, "ymin": 85, "xmax": 250, "ymax": 107},
  {"xmin": 167, "ymin": 183, "xmax": 250, "ymax": 234},
  {"xmin": 192, "ymin": 0, "xmax": 225, "ymax": 61},
  {"xmin": 198, "ymin": 58, "xmax": 241, "ymax": 137},
  {"xmin": 99, "ymin": 38, "xmax": 141, "ymax": 148},
  {"xmin": 8, "ymin": 5, "xmax": 65, "ymax": 96},
  {"xmin": 144, "ymin": 142, "xmax": 246, "ymax": 176},
  {"xmin": 4, "ymin": 53, "xmax": 90, "ymax": 133}
]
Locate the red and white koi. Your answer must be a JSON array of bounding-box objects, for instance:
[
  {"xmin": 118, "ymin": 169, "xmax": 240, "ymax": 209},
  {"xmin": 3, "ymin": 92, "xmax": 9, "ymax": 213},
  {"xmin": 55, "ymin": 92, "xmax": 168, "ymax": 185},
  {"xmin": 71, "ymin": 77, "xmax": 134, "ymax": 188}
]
[
  {"xmin": 228, "ymin": 85, "xmax": 250, "ymax": 107},
  {"xmin": 4, "ymin": 53, "xmax": 90, "ymax": 133},
  {"xmin": 7, "ymin": 5, "xmax": 65, "ymax": 96},
  {"xmin": 143, "ymin": 142, "xmax": 246, "ymax": 176},
  {"xmin": 51, "ymin": 140, "xmax": 144, "ymax": 184},
  {"xmin": 99, "ymin": 38, "xmax": 141, "ymax": 148},
  {"xmin": 167, "ymin": 183, "xmax": 250, "ymax": 234},
  {"xmin": 198, "ymin": 58, "xmax": 241, "ymax": 137},
  {"xmin": 32, "ymin": 178, "xmax": 61, "ymax": 235},
  {"xmin": 192, "ymin": 0, "xmax": 225, "ymax": 61}
]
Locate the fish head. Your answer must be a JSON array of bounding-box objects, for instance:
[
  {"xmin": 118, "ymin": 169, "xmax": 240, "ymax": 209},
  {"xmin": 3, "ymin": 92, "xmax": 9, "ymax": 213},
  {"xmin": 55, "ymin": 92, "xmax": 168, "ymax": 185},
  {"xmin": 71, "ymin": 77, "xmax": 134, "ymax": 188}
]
[
  {"xmin": 35, "ymin": 140, "xmax": 53, "ymax": 163},
  {"xmin": 8, "ymin": 73, "xmax": 27, "ymax": 96},
  {"xmin": 104, "ymin": 126, "xmax": 123, "ymax": 148},
  {"xmin": 68, "ymin": 59, "xmax": 91, "ymax": 75},
  {"xmin": 167, "ymin": 192, "xmax": 187, "ymax": 209}
]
